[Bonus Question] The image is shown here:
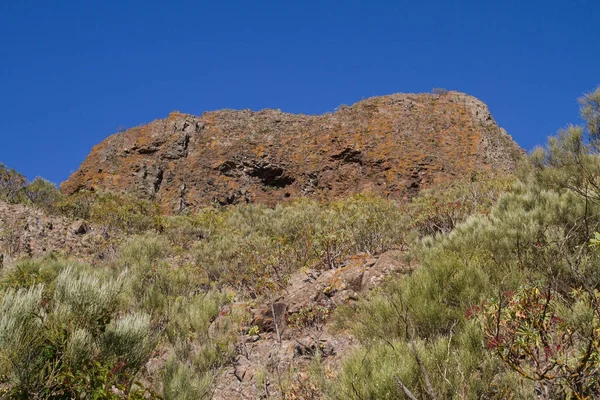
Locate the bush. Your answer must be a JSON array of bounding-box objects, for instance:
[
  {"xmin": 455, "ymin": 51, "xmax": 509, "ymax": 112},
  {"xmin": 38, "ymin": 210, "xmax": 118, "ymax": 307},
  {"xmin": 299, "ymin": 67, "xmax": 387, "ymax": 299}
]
[
  {"xmin": 431, "ymin": 87, "xmax": 449, "ymax": 95},
  {"xmin": 161, "ymin": 290, "xmax": 249, "ymax": 400},
  {"xmin": 88, "ymin": 192, "xmax": 163, "ymax": 233},
  {"xmin": 0, "ymin": 260, "xmax": 158, "ymax": 398},
  {"xmin": 161, "ymin": 359, "xmax": 214, "ymax": 400},
  {"xmin": 102, "ymin": 312, "xmax": 156, "ymax": 371},
  {"xmin": 483, "ymin": 285, "xmax": 600, "ymax": 398},
  {"xmin": 404, "ymin": 171, "xmax": 514, "ymax": 238},
  {"xmin": 191, "ymin": 195, "xmax": 405, "ymax": 295},
  {"xmin": 0, "ymin": 257, "xmax": 86, "ymax": 300},
  {"xmin": 333, "ymin": 170, "xmax": 600, "ymax": 396},
  {"xmin": 54, "ymin": 266, "xmax": 125, "ymax": 331},
  {"xmin": 56, "ymin": 191, "xmax": 163, "ymax": 234},
  {"xmin": 162, "ymin": 213, "xmax": 217, "ymax": 249},
  {"xmin": 0, "ymin": 163, "xmax": 27, "ymax": 204},
  {"xmin": 331, "ymin": 86, "xmax": 600, "ymax": 399},
  {"xmin": 55, "ymin": 190, "xmax": 97, "ymax": 220},
  {"xmin": 116, "ymin": 234, "xmax": 208, "ymax": 315},
  {"xmin": 23, "ymin": 177, "xmax": 63, "ymax": 212},
  {"xmin": 0, "ymin": 285, "xmax": 45, "ymax": 390},
  {"xmin": 0, "ymin": 165, "xmax": 63, "ymax": 212},
  {"xmin": 333, "ymin": 322, "xmax": 509, "ymax": 399}
]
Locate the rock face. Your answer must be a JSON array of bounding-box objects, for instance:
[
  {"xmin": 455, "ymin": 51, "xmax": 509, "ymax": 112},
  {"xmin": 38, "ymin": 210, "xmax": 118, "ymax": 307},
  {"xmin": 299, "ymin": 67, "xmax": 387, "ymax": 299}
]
[
  {"xmin": 0, "ymin": 201, "xmax": 114, "ymax": 264},
  {"xmin": 61, "ymin": 91, "xmax": 522, "ymax": 213},
  {"xmin": 211, "ymin": 250, "xmax": 411, "ymax": 399}
]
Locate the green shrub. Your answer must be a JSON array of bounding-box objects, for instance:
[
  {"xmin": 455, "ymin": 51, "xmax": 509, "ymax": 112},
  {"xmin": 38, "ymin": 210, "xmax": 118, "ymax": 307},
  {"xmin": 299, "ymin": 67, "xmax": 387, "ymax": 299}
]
[
  {"xmin": 57, "ymin": 191, "xmax": 163, "ymax": 233},
  {"xmin": 483, "ymin": 285, "xmax": 600, "ymax": 398},
  {"xmin": 192, "ymin": 195, "xmax": 404, "ymax": 294},
  {"xmin": 23, "ymin": 177, "xmax": 63, "ymax": 212},
  {"xmin": 88, "ymin": 192, "xmax": 163, "ymax": 233},
  {"xmin": 54, "ymin": 266, "xmax": 125, "ymax": 331},
  {"xmin": 65, "ymin": 328, "xmax": 96, "ymax": 367},
  {"xmin": 55, "ymin": 190, "xmax": 96, "ymax": 219},
  {"xmin": 0, "ymin": 260, "xmax": 159, "ymax": 398},
  {"xmin": 162, "ymin": 211, "xmax": 222, "ymax": 249},
  {"xmin": 332, "ymin": 87, "xmax": 600, "ymax": 399},
  {"xmin": 116, "ymin": 234, "xmax": 208, "ymax": 315},
  {"xmin": 404, "ymin": 171, "xmax": 514, "ymax": 238},
  {"xmin": 102, "ymin": 312, "xmax": 156, "ymax": 371},
  {"xmin": 0, "ymin": 163, "xmax": 27, "ymax": 204},
  {"xmin": 0, "ymin": 165, "xmax": 63, "ymax": 212},
  {"xmin": 161, "ymin": 358, "xmax": 214, "ymax": 400},
  {"xmin": 0, "ymin": 256, "xmax": 80, "ymax": 296},
  {"xmin": 161, "ymin": 290, "xmax": 249, "ymax": 399},
  {"xmin": 0, "ymin": 285, "xmax": 45, "ymax": 389},
  {"xmin": 333, "ymin": 174, "xmax": 600, "ymax": 396}
]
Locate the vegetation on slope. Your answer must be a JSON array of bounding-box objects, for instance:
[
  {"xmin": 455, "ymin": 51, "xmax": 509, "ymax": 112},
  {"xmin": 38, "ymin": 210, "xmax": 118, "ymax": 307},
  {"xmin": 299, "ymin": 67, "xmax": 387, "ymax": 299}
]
[
  {"xmin": 0, "ymin": 192, "xmax": 413, "ymax": 398},
  {"xmin": 0, "ymin": 86, "xmax": 598, "ymax": 399},
  {"xmin": 331, "ymin": 86, "xmax": 600, "ymax": 399}
]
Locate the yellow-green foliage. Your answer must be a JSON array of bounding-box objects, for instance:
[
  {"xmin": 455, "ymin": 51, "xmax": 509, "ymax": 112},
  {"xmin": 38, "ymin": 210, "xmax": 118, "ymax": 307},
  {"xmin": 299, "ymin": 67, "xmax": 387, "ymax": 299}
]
[
  {"xmin": 57, "ymin": 191, "xmax": 163, "ymax": 233},
  {"xmin": 0, "ymin": 163, "xmax": 28, "ymax": 204},
  {"xmin": 0, "ymin": 175, "xmax": 517, "ymax": 397},
  {"xmin": 102, "ymin": 312, "xmax": 156, "ymax": 371},
  {"xmin": 333, "ymin": 170, "xmax": 600, "ymax": 397},
  {"xmin": 3, "ymin": 88, "xmax": 600, "ymax": 398},
  {"xmin": 192, "ymin": 195, "xmax": 405, "ymax": 295},
  {"xmin": 162, "ymin": 209, "xmax": 224, "ymax": 249},
  {"xmin": 0, "ymin": 164, "xmax": 63, "ymax": 212},
  {"xmin": 162, "ymin": 290, "xmax": 249, "ymax": 400},
  {"xmin": 0, "ymin": 256, "xmax": 85, "ymax": 297},
  {"xmin": 116, "ymin": 234, "xmax": 208, "ymax": 315},
  {"xmin": 331, "ymin": 88, "xmax": 600, "ymax": 399},
  {"xmin": 0, "ymin": 239, "xmax": 242, "ymax": 398},
  {"xmin": 0, "ymin": 263, "xmax": 153, "ymax": 398},
  {"xmin": 0, "ymin": 286, "xmax": 45, "ymax": 389},
  {"xmin": 0, "ymin": 191, "xmax": 408, "ymax": 396},
  {"xmin": 482, "ymin": 286, "xmax": 600, "ymax": 397},
  {"xmin": 404, "ymin": 171, "xmax": 514, "ymax": 237}
]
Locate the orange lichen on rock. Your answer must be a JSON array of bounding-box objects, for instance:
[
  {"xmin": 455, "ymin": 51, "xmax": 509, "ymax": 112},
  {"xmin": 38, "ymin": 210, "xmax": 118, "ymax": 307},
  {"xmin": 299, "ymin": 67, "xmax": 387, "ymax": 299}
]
[{"xmin": 61, "ymin": 91, "xmax": 523, "ymax": 213}]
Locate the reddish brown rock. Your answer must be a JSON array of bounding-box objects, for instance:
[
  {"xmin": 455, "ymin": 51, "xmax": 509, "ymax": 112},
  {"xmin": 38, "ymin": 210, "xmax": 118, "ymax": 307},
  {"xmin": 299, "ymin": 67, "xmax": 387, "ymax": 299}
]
[
  {"xmin": 61, "ymin": 91, "xmax": 522, "ymax": 213},
  {"xmin": 0, "ymin": 201, "xmax": 115, "ymax": 263},
  {"xmin": 212, "ymin": 250, "xmax": 409, "ymax": 399}
]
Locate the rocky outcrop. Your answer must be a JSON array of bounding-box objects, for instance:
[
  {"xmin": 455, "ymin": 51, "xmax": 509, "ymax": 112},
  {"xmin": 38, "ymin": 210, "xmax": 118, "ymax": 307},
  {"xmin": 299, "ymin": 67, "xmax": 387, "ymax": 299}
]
[
  {"xmin": 0, "ymin": 201, "xmax": 114, "ymax": 264},
  {"xmin": 61, "ymin": 91, "xmax": 523, "ymax": 213},
  {"xmin": 211, "ymin": 250, "xmax": 410, "ymax": 399}
]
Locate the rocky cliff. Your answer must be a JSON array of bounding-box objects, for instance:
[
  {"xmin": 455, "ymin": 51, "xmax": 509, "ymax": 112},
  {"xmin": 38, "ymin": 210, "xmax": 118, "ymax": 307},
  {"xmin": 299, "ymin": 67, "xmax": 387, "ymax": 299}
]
[{"xmin": 61, "ymin": 91, "xmax": 522, "ymax": 212}]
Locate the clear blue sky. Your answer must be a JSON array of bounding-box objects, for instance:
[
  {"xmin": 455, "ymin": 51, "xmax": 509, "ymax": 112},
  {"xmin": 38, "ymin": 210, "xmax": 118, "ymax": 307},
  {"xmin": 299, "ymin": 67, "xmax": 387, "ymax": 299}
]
[{"xmin": 0, "ymin": 1, "xmax": 598, "ymax": 184}]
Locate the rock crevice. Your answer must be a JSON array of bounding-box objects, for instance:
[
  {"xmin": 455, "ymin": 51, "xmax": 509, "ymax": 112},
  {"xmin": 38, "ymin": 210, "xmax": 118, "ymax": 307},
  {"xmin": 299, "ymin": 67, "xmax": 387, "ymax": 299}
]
[{"xmin": 61, "ymin": 91, "xmax": 523, "ymax": 212}]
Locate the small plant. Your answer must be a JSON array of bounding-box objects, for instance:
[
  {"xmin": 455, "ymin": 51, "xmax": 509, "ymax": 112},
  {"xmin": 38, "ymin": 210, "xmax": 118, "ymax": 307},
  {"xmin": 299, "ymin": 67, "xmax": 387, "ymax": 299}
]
[
  {"xmin": 288, "ymin": 305, "xmax": 329, "ymax": 329},
  {"xmin": 23, "ymin": 177, "xmax": 63, "ymax": 212},
  {"xmin": 56, "ymin": 191, "xmax": 163, "ymax": 233},
  {"xmin": 0, "ymin": 163, "xmax": 27, "ymax": 204},
  {"xmin": 431, "ymin": 87, "xmax": 449, "ymax": 95},
  {"xmin": 482, "ymin": 285, "xmax": 600, "ymax": 397}
]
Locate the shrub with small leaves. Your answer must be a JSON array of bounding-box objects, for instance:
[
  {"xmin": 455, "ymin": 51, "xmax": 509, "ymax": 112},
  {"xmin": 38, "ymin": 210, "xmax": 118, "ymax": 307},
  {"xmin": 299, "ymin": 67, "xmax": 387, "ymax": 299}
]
[
  {"xmin": 482, "ymin": 286, "xmax": 600, "ymax": 397},
  {"xmin": 54, "ymin": 266, "xmax": 124, "ymax": 330},
  {"xmin": 102, "ymin": 312, "xmax": 156, "ymax": 371},
  {"xmin": 23, "ymin": 177, "xmax": 63, "ymax": 212},
  {"xmin": 0, "ymin": 163, "xmax": 27, "ymax": 204},
  {"xmin": 0, "ymin": 285, "xmax": 45, "ymax": 388}
]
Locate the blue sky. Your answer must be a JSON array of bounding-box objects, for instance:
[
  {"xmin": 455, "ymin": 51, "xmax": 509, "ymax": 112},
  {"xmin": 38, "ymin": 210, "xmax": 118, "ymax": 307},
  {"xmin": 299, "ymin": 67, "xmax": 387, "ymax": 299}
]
[{"xmin": 0, "ymin": 0, "xmax": 598, "ymax": 184}]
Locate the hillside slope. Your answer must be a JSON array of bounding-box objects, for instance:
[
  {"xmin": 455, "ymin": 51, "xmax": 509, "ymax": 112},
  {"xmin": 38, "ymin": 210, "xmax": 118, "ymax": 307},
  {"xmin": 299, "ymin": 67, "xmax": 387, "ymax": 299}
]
[
  {"xmin": 0, "ymin": 200, "xmax": 114, "ymax": 264},
  {"xmin": 61, "ymin": 91, "xmax": 522, "ymax": 212}
]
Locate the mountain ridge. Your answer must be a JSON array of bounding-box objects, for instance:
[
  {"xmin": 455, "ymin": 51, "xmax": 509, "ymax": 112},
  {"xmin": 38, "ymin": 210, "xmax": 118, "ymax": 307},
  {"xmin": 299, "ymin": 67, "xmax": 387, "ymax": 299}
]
[{"xmin": 61, "ymin": 91, "xmax": 523, "ymax": 213}]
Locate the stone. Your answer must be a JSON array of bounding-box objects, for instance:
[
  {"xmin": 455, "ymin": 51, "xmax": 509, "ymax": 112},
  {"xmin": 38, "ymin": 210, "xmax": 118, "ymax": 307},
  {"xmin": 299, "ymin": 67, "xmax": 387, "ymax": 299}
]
[
  {"xmin": 361, "ymin": 249, "xmax": 410, "ymax": 290},
  {"xmin": 71, "ymin": 221, "xmax": 89, "ymax": 235},
  {"xmin": 61, "ymin": 92, "xmax": 522, "ymax": 213},
  {"xmin": 0, "ymin": 200, "xmax": 116, "ymax": 264}
]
